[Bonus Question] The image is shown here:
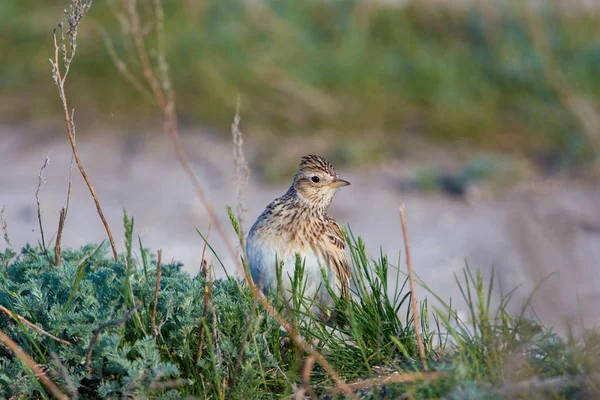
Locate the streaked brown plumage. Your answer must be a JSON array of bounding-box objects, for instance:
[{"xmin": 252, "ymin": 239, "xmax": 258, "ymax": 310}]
[{"xmin": 246, "ymin": 155, "xmax": 351, "ymax": 313}]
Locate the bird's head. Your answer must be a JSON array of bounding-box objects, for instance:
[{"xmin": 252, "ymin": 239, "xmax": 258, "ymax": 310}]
[{"xmin": 292, "ymin": 154, "xmax": 350, "ymax": 210}]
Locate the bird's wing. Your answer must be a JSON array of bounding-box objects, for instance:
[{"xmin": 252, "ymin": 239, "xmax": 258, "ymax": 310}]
[
  {"xmin": 326, "ymin": 216, "xmax": 346, "ymax": 251},
  {"xmin": 325, "ymin": 216, "xmax": 351, "ymax": 297}
]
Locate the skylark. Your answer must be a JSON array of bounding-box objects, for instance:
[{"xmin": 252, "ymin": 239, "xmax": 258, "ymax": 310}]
[{"xmin": 247, "ymin": 155, "xmax": 351, "ymax": 313}]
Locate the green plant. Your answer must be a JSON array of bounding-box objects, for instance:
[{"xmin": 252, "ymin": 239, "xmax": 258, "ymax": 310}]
[{"xmin": 1, "ymin": 217, "xmax": 598, "ymax": 399}]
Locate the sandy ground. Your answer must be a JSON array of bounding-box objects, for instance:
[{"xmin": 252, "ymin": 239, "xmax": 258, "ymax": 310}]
[{"xmin": 1, "ymin": 124, "xmax": 599, "ymax": 333}]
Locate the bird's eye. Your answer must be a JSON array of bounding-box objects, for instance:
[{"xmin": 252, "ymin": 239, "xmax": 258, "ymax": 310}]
[{"xmin": 311, "ymin": 176, "xmax": 320, "ymax": 183}]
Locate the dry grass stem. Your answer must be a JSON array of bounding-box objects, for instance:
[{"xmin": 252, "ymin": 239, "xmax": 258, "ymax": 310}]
[
  {"xmin": 345, "ymin": 371, "xmax": 446, "ymax": 391},
  {"xmin": 96, "ymin": 22, "xmax": 153, "ymax": 99},
  {"xmin": 247, "ymin": 278, "xmax": 359, "ymax": 399},
  {"xmin": 0, "ymin": 328, "xmax": 69, "ymax": 400},
  {"xmin": 196, "ymin": 225, "xmax": 212, "ymax": 363},
  {"xmin": 211, "ymin": 301, "xmax": 221, "ymax": 369},
  {"xmin": 35, "ymin": 155, "xmax": 52, "ymax": 265},
  {"xmin": 295, "ymin": 355, "xmax": 317, "ymax": 400},
  {"xmin": 194, "ymin": 277, "xmax": 210, "ymax": 358},
  {"xmin": 0, "ymin": 305, "xmax": 71, "ymax": 346},
  {"xmin": 116, "ymin": 0, "xmax": 239, "ymax": 269},
  {"xmin": 55, "ymin": 208, "xmax": 66, "ymax": 266},
  {"xmin": 85, "ymin": 302, "xmax": 141, "ymax": 372},
  {"xmin": 200, "ymin": 223, "xmax": 211, "ymax": 276},
  {"xmin": 50, "ymin": 0, "xmax": 118, "ymax": 261},
  {"xmin": 55, "ymin": 144, "xmax": 74, "ymax": 267},
  {"xmin": 151, "ymin": 249, "xmax": 162, "ymax": 339},
  {"xmin": 231, "ymin": 97, "xmax": 250, "ymax": 243},
  {"xmin": 399, "ymin": 205, "xmax": 428, "ymax": 371},
  {"xmin": 0, "ymin": 206, "xmax": 12, "ymax": 249}
]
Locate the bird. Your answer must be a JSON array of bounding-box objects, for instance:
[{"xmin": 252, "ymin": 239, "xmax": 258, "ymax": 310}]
[{"xmin": 246, "ymin": 154, "xmax": 351, "ymax": 317}]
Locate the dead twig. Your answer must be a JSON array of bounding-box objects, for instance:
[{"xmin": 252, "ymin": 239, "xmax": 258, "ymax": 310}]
[
  {"xmin": 399, "ymin": 206, "xmax": 428, "ymax": 371},
  {"xmin": 0, "ymin": 206, "xmax": 13, "ymax": 250},
  {"xmin": 35, "ymin": 155, "xmax": 53, "ymax": 265},
  {"xmin": 151, "ymin": 249, "xmax": 162, "ymax": 339},
  {"xmin": 85, "ymin": 302, "xmax": 141, "ymax": 372},
  {"xmin": 0, "ymin": 328, "xmax": 69, "ymax": 400},
  {"xmin": 50, "ymin": 0, "xmax": 118, "ymax": 261},
  {"xmin": 0, "ymin": 305, "xmax": 71, "ymax": 346},
  {"xmin": 55, "ymin": 129, "xmax": 75, "ymax": 267}
]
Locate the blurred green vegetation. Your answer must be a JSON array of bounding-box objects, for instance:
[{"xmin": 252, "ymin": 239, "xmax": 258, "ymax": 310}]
[{"xmin": 2, "ymin": 1, "xmax": 600, "ymax": 168}]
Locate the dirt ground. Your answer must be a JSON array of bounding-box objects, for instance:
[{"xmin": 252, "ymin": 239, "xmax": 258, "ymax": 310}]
[{"xmin": 1, "ymin": 124, "xmax": 599, "ymax": 333}]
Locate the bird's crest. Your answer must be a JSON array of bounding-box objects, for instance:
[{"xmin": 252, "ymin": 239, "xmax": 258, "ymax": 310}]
[{"xmin": 299, "ymin": 154, "xmax": 337, "ymax": 177}]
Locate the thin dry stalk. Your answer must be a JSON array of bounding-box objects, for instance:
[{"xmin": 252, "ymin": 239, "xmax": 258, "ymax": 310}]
[
  {"xmin": 151, "ymin": 249, "xmax": 163, "ymax": 339},
  {"xmin": 49, "ymin": 0, "xmax": 118, "ymax": 261},
  {"xmin": 196, "ymin": 225, "xmax": 212, "ymax": 363},
  {"xmin": 0, "ymin": 328, "xmax": 69, "ymax": 400},
  {"xmin": 0, "ymin": 206, "xmax": 13, "ymax": 249},
  {"xmin": 221, "ymin": 377, "xmax": 227, "ymax": 400},
  {"xmin": 345, "ymin": 371, "xmax": 445, "ymax": 391},
  {"xmin": 200, "ymin": 223, "xmax": 211, "ymax": 276},
  {"xmin": 231, "ymin": 98, "xmax": 250, "ymax": 244},
  {"xmin": 295, "ymin": 355, "xmax": 317, "ymax": 400},
  {"xmin": 196, "ymin": 259, "xmax": 212, "ymax": 363},
  {"xmin": 0, "ymin": 305, "xmax": 71, "ymax": 346},
  {"xmin": 247, "ymin": 277, "xmax": 358, "ymax": 399},
  {"xmin": 55, "ymin": 208, "xmax": 66, "ymax": 266},
  {"xmin": 118, "ymin": 0, "xmax": 239, "ymax": 270},
  {"xmin": 399, "ymin": 206, "xmax": 428, "ymax": 371},
  {"xmin": 35, "ymin": 155, "xmax": 52, "ymax": 265},
  {"xmin": 55, "ymin": 142, "xmax": 74, "ymax": 267},
  {"xmin": 95, "ymin": 22, "xmax": 153, "ymax": 99},
  {"xmin": 85, "ymin": 302, "xmax": 141, "ymax": 371},
  {"xmin": 212, "ymin": 303, "xmax": 221, "ymax": 372}
]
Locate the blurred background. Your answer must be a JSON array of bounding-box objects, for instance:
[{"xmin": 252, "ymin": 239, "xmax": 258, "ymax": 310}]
[{"xmin": 1, "ymin": 0, "xmax": 599, "ymax": 332}]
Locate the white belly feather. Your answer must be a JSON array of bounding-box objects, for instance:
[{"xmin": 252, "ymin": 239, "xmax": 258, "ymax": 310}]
[{"xmin": 246, "ymin": 228, "xmax": 340, "ymax": 307}]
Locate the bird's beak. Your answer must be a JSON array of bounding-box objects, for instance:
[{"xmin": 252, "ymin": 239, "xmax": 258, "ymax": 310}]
[{"xmin": 330, "ymin": 178, "xmax": 351, "ymax": 188}]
